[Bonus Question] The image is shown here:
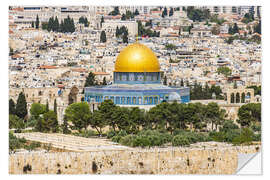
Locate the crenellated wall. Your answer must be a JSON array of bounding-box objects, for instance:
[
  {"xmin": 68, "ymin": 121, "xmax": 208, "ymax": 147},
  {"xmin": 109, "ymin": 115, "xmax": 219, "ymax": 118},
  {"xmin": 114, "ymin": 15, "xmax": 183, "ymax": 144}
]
[{"xmin": 9, "ymin": 145, "xmax": 260, "ymax": 175}]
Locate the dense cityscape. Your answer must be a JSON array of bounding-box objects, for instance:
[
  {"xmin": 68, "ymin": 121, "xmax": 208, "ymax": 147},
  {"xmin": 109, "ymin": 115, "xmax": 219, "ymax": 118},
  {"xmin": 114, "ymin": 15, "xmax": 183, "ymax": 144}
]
[{"xmin": 8, "ymin": 6, "xmax": 261, "ymax": 174}]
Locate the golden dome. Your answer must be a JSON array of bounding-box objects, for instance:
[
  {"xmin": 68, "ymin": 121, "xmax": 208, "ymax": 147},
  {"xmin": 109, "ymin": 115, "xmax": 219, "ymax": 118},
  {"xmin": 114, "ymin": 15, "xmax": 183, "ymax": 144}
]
[{"xmin": 114, "ymin": 43, "xmax": 160, "ymax": 72}]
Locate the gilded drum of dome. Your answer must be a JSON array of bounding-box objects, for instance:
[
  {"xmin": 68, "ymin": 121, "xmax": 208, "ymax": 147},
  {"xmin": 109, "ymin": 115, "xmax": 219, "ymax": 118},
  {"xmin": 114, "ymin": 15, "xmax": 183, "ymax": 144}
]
[{"xmin": 114, "ymin": 43, "xmax": 160, "ymax": 72}]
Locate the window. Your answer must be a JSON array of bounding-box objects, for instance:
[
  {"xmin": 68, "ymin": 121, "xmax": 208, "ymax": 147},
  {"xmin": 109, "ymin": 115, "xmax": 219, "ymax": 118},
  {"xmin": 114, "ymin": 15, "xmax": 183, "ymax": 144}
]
[{"xmin": 133, "ymin": 97, "xmax": 136, "ymax": 104}]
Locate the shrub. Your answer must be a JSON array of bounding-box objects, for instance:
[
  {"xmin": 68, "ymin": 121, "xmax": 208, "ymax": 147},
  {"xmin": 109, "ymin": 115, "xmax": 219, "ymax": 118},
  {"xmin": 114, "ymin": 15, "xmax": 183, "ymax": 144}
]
[
  {"xmin": 224, "ymin": 129, "xmax": 241, "ymax": 142},
  {"xmin": 106, "ymin": 130, "xmax": 117, "ymax": 139},
  {"xmin": 111, "ymin": 135, "xmax": 122, "ymax": 143},
  {"xmin": 73, "ymin": 130, "xmax": 96, "ymax": 138},
  {"xmin": 232, "ymin": 128, "xmax": 254, "ymax": 145},
  {"xmin": 118, "ymin": 130, "xmax": 128, "ymax": 137},
  {"xmin": 119, "ymin": 135, "xmax": 136, "ymax": 146},
  {"xmin": 132, "ymin": 135, "xmax": 151, "ymax": 147},
  {"xmin": 250, "ymin": 123, "xmax": 261, "ymax": 132},
  {"xmin": 220, "ymin": 120, "xmax": 239, "ymax": 132},
  {"xmin": 209, "ymin": 131, "xmax": 226, "ymax": 142},
  {"xmin": 172, "ymin": 135, "xmax": 190, "ymax": 146},
  {"xmin": 253, "ymin": 133, "xmax": 261, "ymax": 141}
]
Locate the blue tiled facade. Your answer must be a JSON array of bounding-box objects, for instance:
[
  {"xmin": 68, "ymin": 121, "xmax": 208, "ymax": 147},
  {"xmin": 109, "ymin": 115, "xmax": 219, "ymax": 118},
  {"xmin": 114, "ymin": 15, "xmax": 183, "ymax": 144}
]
[{"xmin": 85, "ymin": 69, "xmax": 190, "ymax": 106}]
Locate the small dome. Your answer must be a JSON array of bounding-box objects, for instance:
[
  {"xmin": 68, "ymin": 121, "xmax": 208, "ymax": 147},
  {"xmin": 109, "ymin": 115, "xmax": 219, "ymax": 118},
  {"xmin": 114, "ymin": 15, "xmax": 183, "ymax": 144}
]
[
  {"xmin": 168, "ymin": 92, "xmax": 181, "ymax": 102},
  {"xmin": 114, "ymin": 43, "xmax": 160, "ymax": 72}
]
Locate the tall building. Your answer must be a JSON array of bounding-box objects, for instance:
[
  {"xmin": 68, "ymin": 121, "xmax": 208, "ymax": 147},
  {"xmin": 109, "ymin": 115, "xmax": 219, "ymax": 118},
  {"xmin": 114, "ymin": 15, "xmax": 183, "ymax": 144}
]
[{"xmin": 84, "ymin": 42, "xmax": 190, "ymax": 110}]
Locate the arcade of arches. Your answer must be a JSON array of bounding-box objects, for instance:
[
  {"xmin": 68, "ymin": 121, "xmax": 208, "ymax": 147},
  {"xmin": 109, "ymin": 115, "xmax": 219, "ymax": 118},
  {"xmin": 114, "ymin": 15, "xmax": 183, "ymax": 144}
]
[{"xmin": 224, "ymin": 88, "xmax": 256, "ymax": 104}]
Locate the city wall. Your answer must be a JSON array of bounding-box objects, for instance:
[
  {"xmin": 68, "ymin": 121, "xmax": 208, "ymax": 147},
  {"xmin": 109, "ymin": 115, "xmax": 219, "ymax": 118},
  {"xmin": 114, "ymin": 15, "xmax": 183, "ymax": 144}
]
[{"xmin": 9, "ymin": 145, "xmax": 260, "ymax": 175}]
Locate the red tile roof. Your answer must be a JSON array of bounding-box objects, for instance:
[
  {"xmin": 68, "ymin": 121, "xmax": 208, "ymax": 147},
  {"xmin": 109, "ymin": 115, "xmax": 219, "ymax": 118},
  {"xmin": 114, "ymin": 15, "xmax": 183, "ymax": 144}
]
[{"xmin": 39, "ymin": 65, "xmax": 58, "ymax": 69}]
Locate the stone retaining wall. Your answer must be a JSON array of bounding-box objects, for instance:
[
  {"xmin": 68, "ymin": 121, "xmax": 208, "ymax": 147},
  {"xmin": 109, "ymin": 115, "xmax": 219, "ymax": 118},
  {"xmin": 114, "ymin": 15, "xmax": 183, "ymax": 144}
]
[{"xmin": 9, "ymin": 145, "xmax": 260, "ymax": 175}]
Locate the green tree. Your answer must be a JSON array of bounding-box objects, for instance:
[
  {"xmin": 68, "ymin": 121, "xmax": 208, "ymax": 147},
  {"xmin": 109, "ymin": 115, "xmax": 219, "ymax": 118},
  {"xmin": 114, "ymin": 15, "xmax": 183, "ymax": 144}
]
[
  {"xmin": 15, "ymin": 92, "xmax": 27, "ymax": 119},
  {"xmin": 254, "ymin": 20, "xmax": 261, "ymax": 34},
  {"xmin": 100, "ymin": 16, "xmax": 104, "ymax": 27},
  {"xmin": 98, "ymin": 100, "xmax": 116, "ymax": 130},
  {"xmin": 31, "ymin": 21, "xmax": 35, "ymax": 28},
  {"xmin": 205, "ymin": 102, "xmax": 225, "ymax": 130},
  {"xmin": 163, "ymin": 75, "xmax": 167, "ymax": 85},
  {"xmin": 237, "ymin": 103, "xmax": 261, "ymax": 127},
  {"xmin": 109, "ymin": 7, "xmax": 120, "ymax": 16},
  {"xmin": 43, "ymin": 110, "xmax": 58, "ymax": 133},
  {"xmin": 121, "ymin": 13, "xmax": 126, "ymax": 20},
  {"xmin": 35, "ymin": 15, "xmax": 39, "ymax": 29},
  {"xmin": 45, "ymin": 100, "xmax": 49, "ymax": 112},
  {"xmin": 53, "ymin": 16, "xmax": 59, "ymax": 32},
  {"xmin": 65, "ymin": 102, "xmax": 91, "ymax": 131},
  {"xmin": 100, "ymin": 30, "xmax": 107, "ymax": 43},
  {"xmin": 217, "ymin": 66, "xmax": 232, "ymax": 77},
  {"xmin": 84, "ymin": 72, "xmax": 97, "ymax": 88},
  {"xmin": 30, "ymin": 103, "xmax": 46, "ymax": 120},
  {"xmin": 90, "ymin": 110, "xmax": 105, "ymax": 135},
  {"xmin": 9, "ymin": 99, "xmax": 16, "ymax": 115},
  {"xmin": 116, "ymin": 26, "xmax": 120, "ymax": 37},
  {"xmin": 41, "ymin": 22, "xmax": 48, "ymax": 30},
  {"xmin": 102, "ymin": 77, "xmax": 107, "ymax": 85},
  {"xmin": 169, "ymin": 8, "xmax": 174, "ymax": 16},
  {"xmin": 53, "ymin": 99, "xmax": 57, "ymax": 114},
  {"xmin": 9, "ymin": 114, "xmax": 24, "ymax": 130},
  {"xmin": 232, "ymin": 23, "xmax": 239, "ymax": 34},
  {"xmin": 134, "ymin": 9, "xmax": 139, "ymax": 16},
  {"xmin": 162, "ymin": 7, "xmax": 167, "ymax": 18},
  {"xmin": 122, "ymin": 31, "xmax": 128, "ymax": 43}
]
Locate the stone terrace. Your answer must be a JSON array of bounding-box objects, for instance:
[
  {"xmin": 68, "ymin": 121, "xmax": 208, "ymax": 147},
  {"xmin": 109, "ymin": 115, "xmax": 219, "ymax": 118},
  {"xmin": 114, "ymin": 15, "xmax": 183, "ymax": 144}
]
[{"xmin": 15, "ymin": 132, "xmax": 131, "ymax": 152}]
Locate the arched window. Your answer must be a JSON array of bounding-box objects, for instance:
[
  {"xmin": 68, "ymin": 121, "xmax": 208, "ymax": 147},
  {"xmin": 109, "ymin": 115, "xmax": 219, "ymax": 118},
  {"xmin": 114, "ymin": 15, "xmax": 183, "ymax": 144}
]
[
  {"xmin": 154, "ymin": 97, "xmax": 158, "ymax": 104},
  {"xmin": 127, "ymin": 97, "xmax": 131, "ymax": 104},
  {"xmin": 138, "ymin": 97, "xmax": 142, "ymax": 104},
  {"xmin": 144, "ymin": 97, "xmax": 147, "ymax": 104},
  {"xmin": 149, "ymin": 97, "xmax": 153, "ymax": 104},
  {"xmin": 236, "ymin": 93, "xmax": 240, "ymax": 103},
  {"xmin": 116, "ymin": 97, "xmax": 120, "ymax": 104},
  {"xmin": 247, "ymin": 92, "xmax": 251, "ymax": 99},
  {"xmin": 241, "ymin": 93, "xmax": 245, "ymax": 103},
  {"xmin": 231, "ymin": 93, "xmax": 235, "ymax": 103},
  {"xmin": 133, "ymin": 97, "xmax": 136, "ymax": 104},
  {"xmin": 121, "ymin": 97, "xmax": 125, "ymax": 104}
]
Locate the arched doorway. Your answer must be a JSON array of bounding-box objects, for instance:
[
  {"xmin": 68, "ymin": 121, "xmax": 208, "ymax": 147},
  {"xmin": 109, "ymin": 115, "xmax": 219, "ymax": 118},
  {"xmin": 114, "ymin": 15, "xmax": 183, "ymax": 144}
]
[
  {"xmin": 231, "ymin": 93, "xmax": 235, "ymax": 103},
  {"xmin": 68, "ymin": 86, "xmax": 79, "ymax": 105}
]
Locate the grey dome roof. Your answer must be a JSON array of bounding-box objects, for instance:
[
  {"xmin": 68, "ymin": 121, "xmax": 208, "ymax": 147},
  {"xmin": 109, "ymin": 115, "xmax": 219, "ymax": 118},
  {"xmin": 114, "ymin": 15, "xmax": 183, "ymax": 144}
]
[{"xmin": 168, "ymin": 92, "xmax": 181, "ymax": 102}]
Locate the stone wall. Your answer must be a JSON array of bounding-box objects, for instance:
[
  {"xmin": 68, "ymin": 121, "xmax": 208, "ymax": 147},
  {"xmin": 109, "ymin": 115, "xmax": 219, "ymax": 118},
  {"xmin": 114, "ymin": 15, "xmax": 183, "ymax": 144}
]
[{"xmin": 9, "ymin": 146, "xmax": 260, "ymax": 175}]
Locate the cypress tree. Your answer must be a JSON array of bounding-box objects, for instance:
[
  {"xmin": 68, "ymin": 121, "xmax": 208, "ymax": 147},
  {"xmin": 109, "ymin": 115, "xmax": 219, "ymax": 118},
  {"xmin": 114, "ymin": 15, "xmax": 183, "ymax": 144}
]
[
  {"xmin": 100, "ymin": 16, "xmax": 104, "ymax": 27},
  {"xmin": 134, "ymin": 9, "xmax": 139, "ymax": 16},
  {"xmin": 102, "ymin": 77, "xmax": 107, "ymax": 85},
  {"xmin": 100, "ymin": 30, "xmax": 107, "ymax": 43},
  {"xmin": 163, "ymin": 76, "xmax": 167, "ymax": 85},
  {"xmin": 232, "ymin": 23, "xmax": 239, "ymax": 34},
  {"xmin": 31, "ymin": 21, "xmax": 35, "ymax": 28},
  {"xmin": 116, "ymin": 26, "xmax": 120, "ymax": 37},
  {"xmin": 122, "ymin": 31, "xmax": 128, "ymax": 43},
  {"xmin": 169, "ymin": 8, "xmax": 174, "ymax": 16},
  {"xmin": 54, "ymin": 99, "xmax": 57, "ymax": 114},
  {"xmin": 180, "ymin": 79, "xmax": 184, "ymax": 86},
  {"xmin": 84, "ymin": 72, "xmax": 96, "ymax": 87},
  {"xmin": 46, "ymin": 100, "xmax": 49, "ymax": 112},
  {"xmin": 35, "ymin": 15, "xmax": 39, "ymax": 29},
  {"xmin": 54, "ymin": 16, "xmax": 59, "ymax": 32},
  {"xmin": 9, "ymin": 99, "xmax": 16, "ymax": 115},
  {"xmin": 162, "ymin": 7, "xmax": 168, "ymax": 18},
  {"xmin": 15, "ymin": 92, "xmax": 27, "ymax": 119}
]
